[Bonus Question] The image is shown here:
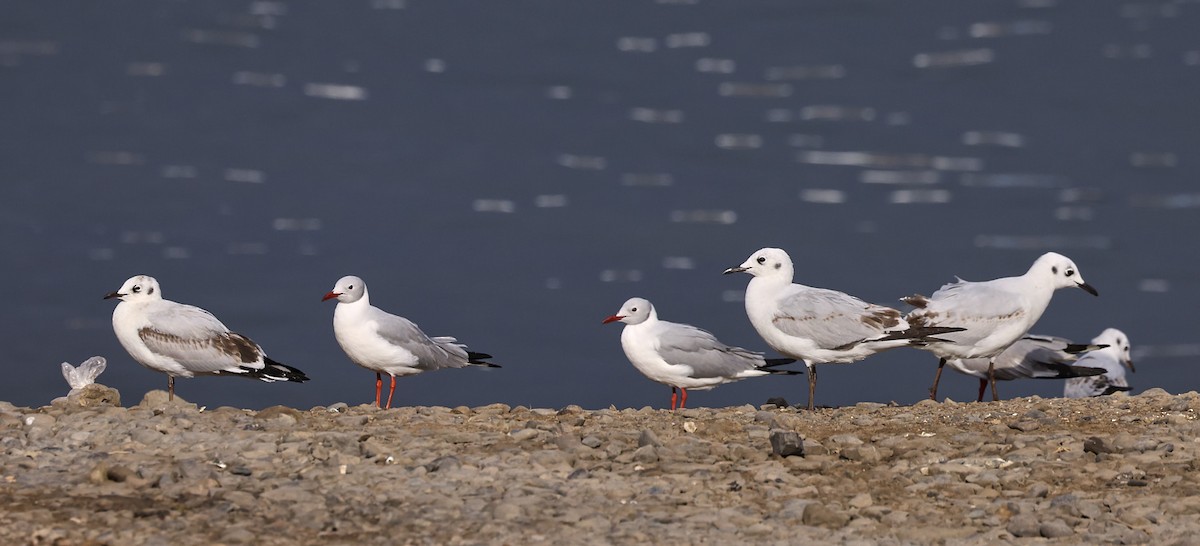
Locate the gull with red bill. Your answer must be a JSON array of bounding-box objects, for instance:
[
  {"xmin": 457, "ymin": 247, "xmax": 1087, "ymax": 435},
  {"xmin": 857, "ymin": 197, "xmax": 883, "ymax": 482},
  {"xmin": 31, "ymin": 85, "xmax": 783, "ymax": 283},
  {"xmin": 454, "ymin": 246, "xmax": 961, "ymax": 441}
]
[
  {"xmin": 603, "ymin": 297, "xmax": 800, "ymax": 410},
  {"xmin": 323, "ymin": 275, "xmax": 498, "ymax": 409}
]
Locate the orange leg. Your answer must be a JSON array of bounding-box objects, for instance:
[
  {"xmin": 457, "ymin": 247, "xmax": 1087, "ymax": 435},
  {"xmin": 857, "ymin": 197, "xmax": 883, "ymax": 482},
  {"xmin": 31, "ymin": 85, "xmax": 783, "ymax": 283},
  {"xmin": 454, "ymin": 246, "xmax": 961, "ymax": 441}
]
[
  {"xmin": 385, "ymin": 375, "xmax": 397, "ymax": 409},
  {"xmin": 670, "ymin": 387, "xmax": 678, "ymax": 411},
  {"xmin": 679, "ymin": 388, "xmax": 688, "ymax": 409},
  {"xmin": 374, "ymin": 372, "xmax": 383, "ymax": 408},
  {"xmin": 977, "ymin": 378, "xmax": 987, "ymax": 402}
]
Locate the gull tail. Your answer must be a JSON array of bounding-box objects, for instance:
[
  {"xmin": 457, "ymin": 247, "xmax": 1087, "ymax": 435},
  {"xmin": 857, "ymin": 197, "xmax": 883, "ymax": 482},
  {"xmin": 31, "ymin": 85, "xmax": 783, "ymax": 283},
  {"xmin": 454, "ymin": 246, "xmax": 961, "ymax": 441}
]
[
  {"xmin": 1100, "ymin": 385, "xmax": 1132, "ymax": 396},
  {"xmin": 762, "ymin": 358, "xmax": 798, "ymax": 369},
  {"xmin": 238, "ymin": 358, "xmax": 310, "ymax": 383},
  {"xmin": 870, "ymin": 326, "xmax": 966, "ymax": 347},
  {"xmin": 1063, "ymin": 343, "xmax": 1108, "ymax": 355},
  {"xmin": 763, "ymin": 368, "xmax": 805, "ymax": 376},
  {"xmin": 468, "ymin": 351, "xmax": 501, "ymax": 368},
  {"xmin": 1034, "ymin": 363, "xmax": 1107, "ymax": 380}
]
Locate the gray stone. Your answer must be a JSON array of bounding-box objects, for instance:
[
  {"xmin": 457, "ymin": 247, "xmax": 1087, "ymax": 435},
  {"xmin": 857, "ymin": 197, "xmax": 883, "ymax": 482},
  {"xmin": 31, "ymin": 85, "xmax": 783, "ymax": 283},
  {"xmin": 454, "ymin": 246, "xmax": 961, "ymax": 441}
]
[
  {"xmin": 802, "ymin": 503, "xmax": 849, "ymax": 528},
  {"xmin": 1040, "ymin": 520, "xmax": 1074, "ymax": 538},
  {"xmin": 1006, "ymin": 514, "xmax": 1041, "ymax": 537},
  {"xmin": 65, "ymin": 383, "xmax": 121, "ymax": 408},
  {"xmin": 769, "ymin": 429, "xmax": 804, "ymax": 458},
  {"xmin": 581, "ymin": 435, "xmax": 603, "ymax": 448},
  {"xmin": 638, "ymin": 429, "xmax": 662, "ymax": 448},
  {"xmin": 631, "ymin": 444, "xmax": 659, "ymax": 464}
]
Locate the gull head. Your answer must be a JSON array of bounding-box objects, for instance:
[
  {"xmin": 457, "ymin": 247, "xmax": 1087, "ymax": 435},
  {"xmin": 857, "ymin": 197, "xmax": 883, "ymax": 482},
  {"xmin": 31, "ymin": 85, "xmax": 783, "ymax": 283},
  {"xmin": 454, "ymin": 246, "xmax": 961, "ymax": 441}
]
[
  {"xmin": 324, "ymin": 275, "xmax": 366, "ymax": 303},
  {"xmin": 602, "ymin": 297, "xmax": 654, "ymax": 325},
  {"xmin": 104, "ymin": 275, "xmax": 162, "ymax": 302},
  {"xmin": 723, "ymin": 247, "xmax": 793, "ymax": 280},
  {"xmin": 1033, "ymin": 252, "xmax": 1098, "ymax": 296},
  {"xmin": 1094, "ymin": 327, "xmax": 1134, "ymax": 373}
]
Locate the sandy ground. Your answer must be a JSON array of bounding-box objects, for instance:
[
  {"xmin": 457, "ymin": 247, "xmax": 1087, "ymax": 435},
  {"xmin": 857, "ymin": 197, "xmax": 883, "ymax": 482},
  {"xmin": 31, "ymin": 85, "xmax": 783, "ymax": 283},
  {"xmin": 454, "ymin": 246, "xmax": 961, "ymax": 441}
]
[{"xmin": 2, "ymin": 386, "xmax": 1198, "ymax": 545}]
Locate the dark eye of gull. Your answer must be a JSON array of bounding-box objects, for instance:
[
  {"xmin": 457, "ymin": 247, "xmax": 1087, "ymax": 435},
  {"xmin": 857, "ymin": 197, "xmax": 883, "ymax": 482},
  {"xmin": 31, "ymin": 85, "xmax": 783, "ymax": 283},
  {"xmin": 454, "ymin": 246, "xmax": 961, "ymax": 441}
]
[
  {"xmin": 631, "ymin": 307, "xmax": 638, "ymax": 312},
  {"xmin": 757, "ymin": 256, "xmax": 766, "ymax": 264},
  {"xmin": 348, "ymin": 285, "xmax": 354, "ymax": 290},
  {"xmin": 1065, "ymin": 268, "xmax": 1075, "ymax": 277},
  {"xmin": 132, "ymin": 285, "xmax": 141, "ymax": 293}
]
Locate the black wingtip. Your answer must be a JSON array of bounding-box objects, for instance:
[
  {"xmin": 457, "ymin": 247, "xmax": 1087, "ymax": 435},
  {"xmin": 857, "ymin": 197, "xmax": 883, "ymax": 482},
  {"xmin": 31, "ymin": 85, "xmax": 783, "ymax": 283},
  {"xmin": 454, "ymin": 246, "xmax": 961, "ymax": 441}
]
[
  {"xmin": 468, "ymin": 351, "xmax": 499, "ymax": 367},
  {"xmin": 763, "ymin": 358, "xmax": 798, "ymax": 368},
  {"xmin": 241, "ymin": 357, "xmax": 310, "ymax": 383},
  {"xmin": 765, "ymin": 369, "xmax": 805, "ymax": 376}
]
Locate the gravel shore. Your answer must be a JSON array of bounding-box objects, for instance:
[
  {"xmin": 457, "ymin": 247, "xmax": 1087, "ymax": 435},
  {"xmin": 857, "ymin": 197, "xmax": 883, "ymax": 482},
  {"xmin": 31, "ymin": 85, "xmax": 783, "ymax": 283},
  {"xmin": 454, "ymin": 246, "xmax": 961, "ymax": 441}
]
[{"xmin": 2, "ymin": 386, "xmax": 1197, "ymax": 545}]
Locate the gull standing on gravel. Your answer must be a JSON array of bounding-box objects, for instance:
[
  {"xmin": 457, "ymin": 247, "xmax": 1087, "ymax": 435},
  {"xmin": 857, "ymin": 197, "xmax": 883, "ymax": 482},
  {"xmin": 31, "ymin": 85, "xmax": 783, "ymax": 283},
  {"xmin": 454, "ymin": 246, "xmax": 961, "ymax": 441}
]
[
  {"xmin": 724, "ymin": 248, "xmax": 963, "ymax": 410},
  {"xmin": 602, "ymin": 297, "xmax": 800, "ymax": 410},
  {"xmin": 1064, "ymin": 328, "xmax": 1134, "ymax": 398},
  {"xmin": 323, "ymin": 275, "xmax": 498, "ymax": 409},
  {"xmin": 902, "ymin": 252, "xmax": 1099, "ymax": 401},
  {"xmin": 105, "ymin": 275, "xmax": 309, "ymax": 401},
  {"xmin": 945, "ymin": 334, "xmax": 1107, "ymax": 402}
]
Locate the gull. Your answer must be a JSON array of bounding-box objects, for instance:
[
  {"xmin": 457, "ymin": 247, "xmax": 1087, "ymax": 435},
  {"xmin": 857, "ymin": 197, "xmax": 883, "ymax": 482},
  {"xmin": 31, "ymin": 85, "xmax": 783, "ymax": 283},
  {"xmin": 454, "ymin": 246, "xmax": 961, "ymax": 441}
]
[
  {"xmin": 323, "ymin": 275, "xmax": 498, "ymax": 409},
  {"xmin": 602, "ymin": 297, "xmax": 800, "ymax": 410},
  {"xmin": 945, "ymin": 334, "xmax": 1107, "ymax": 402},
  {"xmin": 105, "ymin": 275, "xmax": 309, "ymax": 401},
  {"xmin": 902, "ymin": 252, "xmax": 1099, "ymax": 401},
  {"xmin": 724, "ymin": 247, "xmax": 963, "ymax": 410},
  {"xmin": 1064, "ymin": 328, "xmax": 1134, "ymax": 398}
]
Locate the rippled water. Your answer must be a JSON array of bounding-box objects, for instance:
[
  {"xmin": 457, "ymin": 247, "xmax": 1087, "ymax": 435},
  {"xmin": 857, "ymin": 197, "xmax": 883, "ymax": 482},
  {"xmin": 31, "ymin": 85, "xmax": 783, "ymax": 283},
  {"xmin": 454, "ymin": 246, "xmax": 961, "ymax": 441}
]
[{"xmin": 3, "ymin": 0, "xmax": 1198, "ymax": 409}]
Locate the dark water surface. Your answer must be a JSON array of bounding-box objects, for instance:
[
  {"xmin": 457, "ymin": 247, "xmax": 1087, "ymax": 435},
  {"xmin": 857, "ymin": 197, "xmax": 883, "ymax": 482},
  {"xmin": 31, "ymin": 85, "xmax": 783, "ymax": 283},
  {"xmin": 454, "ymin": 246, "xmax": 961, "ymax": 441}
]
[{"xmin": 3, "ymin": 0, "xmax": 1198, "ymax": 409}]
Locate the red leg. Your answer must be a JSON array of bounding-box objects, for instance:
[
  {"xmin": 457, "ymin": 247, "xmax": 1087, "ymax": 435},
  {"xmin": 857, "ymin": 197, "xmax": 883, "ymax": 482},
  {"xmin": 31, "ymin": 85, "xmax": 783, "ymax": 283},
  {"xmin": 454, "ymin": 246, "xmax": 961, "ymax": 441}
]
[
  {"xmin": 929, "ymin": 358, "xmax": 946, "ymax": 400},
  {"xmin": 385, "ymin": 375, "xmax": 397, "ymax": 409},
  {"xmin": 374, "ymin": 372, "xmax": 383, "ymax": 408},
  {"xmin": 977, "ymin": 378, "xmax": 986, "ymax": 402},
  {"xmin": 680, "ymin": 388, "xmax": 688, "ymax": 409},
  {"xmin": 670, "ymin": 387, "xmax": 678, "ymax": 411}
]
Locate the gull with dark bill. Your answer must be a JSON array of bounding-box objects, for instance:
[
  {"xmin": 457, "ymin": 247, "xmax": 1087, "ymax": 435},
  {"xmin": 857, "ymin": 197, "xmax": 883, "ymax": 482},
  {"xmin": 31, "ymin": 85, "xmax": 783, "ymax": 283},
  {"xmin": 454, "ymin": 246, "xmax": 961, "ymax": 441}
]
[
  {"xmin": 944, "ymin": 334, "xmax": 1108, "ymax": 402},
  {"xmin": 323, "ymin": 275, "xmax": 498, "ymax": 409},
  {"xmin": 724, "ymin": 248, "xmax": 963, "ymax": 410},
  {"xmin": 105, "ymin": 275, "xmax": 309, "ymax": 401},
  {"xmin": 602, "ymin": 297, "xmax": 800, "ymax": 410},
  {"xmin": 1064, "ymin": 328, "xmax": 1135, "ymax": 398},
  {"xmin": 902, "ymin": 251, "xmax": 1100, "ymax": 401}
]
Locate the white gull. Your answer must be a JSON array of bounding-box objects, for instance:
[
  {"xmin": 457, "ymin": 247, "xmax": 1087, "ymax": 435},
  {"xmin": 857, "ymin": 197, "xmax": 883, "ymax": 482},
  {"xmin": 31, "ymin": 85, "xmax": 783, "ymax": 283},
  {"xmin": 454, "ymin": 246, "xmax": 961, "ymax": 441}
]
[
  {"xmin": 902, "ymin": 251, "xmax": 1099, "ymax": 400},
  {"xmin": 724, "ymin": 247, "xmax": 962, "ymax": 410},
  {"xmin": 323, "ymin": 275, "xmax": 497, "ymax": 409},
  {"xmin": 1064, "ymin": 328, "xmax": 1134, "ymax": 398},
  {"xmin": 602, "ymin": 297, "xmax": 799, "ymax": 410}
]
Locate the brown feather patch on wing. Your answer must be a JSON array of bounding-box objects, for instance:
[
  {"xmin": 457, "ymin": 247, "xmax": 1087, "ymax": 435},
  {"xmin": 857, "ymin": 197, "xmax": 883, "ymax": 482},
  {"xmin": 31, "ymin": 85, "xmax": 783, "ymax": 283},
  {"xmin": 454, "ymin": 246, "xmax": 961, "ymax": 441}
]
[
  {"xmin": 860, "ymin": 307, "xmax": 901, "ymax": 329},
  {"xmin": 900, "ymin": 294, "xmax": 929, "ymax": 308},
  {"xmin": 139, "ymin": 328, "xmax": 262, "ymax": 363}
]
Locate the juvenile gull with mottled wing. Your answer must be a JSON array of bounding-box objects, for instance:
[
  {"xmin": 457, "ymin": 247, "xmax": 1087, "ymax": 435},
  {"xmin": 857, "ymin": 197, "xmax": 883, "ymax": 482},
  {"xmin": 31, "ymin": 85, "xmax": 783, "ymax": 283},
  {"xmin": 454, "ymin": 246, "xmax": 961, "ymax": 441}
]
[
  {"xmin": 724, "ymin": 248, "xmax": 962, "ymax": 410},
  {"xmin": 105, "ymin": 275, "xmax": 309, "ymax": 401},
  {"xmin": 902, "ymin": 252, "xmax": 1099, "ymax": 401}
]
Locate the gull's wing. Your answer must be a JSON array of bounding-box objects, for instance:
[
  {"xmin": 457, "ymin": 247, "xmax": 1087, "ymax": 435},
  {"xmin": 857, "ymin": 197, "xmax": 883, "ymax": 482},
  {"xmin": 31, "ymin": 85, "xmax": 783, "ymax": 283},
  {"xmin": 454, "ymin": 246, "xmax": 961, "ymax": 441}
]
[
  {"xmin": 905, "ymin": 279, "xmax": 1025, "ymax": 346},
  {"xmin": 771, "ymin": 285, "xmax": 905, "ymax": 350},
  {"xmin": 655, "ymin": 321, "xmax": 763, "ymax": 379},
  {"xmin": 369, "ymin": 307, "xmax": 471, "ymax": 370},
  {"xmin": 138, "ymin": 302, "xmax": 268, "ymax": 374}
]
